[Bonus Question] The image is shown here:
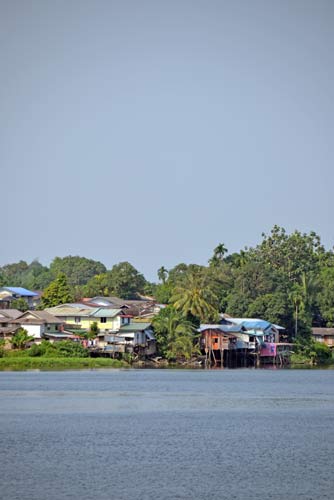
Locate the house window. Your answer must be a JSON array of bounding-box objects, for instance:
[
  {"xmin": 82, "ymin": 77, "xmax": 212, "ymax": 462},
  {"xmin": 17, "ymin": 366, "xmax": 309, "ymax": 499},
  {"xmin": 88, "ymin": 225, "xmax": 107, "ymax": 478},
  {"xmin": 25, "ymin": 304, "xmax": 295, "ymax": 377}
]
[
  {"xmin": 75, "ymin": 317, "xmax": 81, "ymax": 324},
  {"xmin": 213, "ymin": 338, "xmax": 218, "ymax": 344},
  {"xmin": 100, "ymin": 317, "xmax": 107, "ymax": 323}
]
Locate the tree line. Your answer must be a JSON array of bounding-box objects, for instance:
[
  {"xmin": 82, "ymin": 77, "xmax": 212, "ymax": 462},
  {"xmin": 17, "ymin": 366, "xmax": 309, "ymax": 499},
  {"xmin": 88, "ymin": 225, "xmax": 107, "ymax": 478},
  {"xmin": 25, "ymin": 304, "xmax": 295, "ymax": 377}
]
[{"xmin": 1, "ymin": 226, "xmax": 334, "ymax": 341}]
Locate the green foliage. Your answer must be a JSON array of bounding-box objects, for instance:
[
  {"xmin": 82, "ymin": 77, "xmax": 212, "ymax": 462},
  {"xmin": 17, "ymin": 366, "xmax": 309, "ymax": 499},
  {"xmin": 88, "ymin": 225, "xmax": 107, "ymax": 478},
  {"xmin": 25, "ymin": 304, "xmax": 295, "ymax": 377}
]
[
  {"xmin": 208, "ymin": 243, "xmax": 228, "ymax": 267},
  {"xmin": 50, "ymin": 256, "xmax": 106, "ymax": 287},
  {"xmin": 293, "ymin": 338, "xmax": 332, "ymax": 364},
  {"xmin": 0, "ymin": 260, "xmax": 52, "ymax": 290},
  {"xmin": 318, "ymin": 267, "xmax": 334, "ymax": 326},
  {"xmin": 157, "ymin": 266, "xmax": 169, "ymax": 284},
  {"xmin": 84, "ymin": 262, "xmax": 146, "ymax": 299},
  {"xmin": 154, "ymin": 283, "xmax": 173, "ymax": 304},
  {"xmin": 152, "ymin": 306, "xmax": 198, "ymax": 360},
  {"xmin": 0, "ymin": 340, "xmax": 5, "ymax": 358},
  {"xmin": 89, "ymin": 321, "xmax": 100, "ymax": 337},
  {"xmin": 0, "ymin": 261, "xmax": 29, "ymax": 286},
  {"xmin": 11, "ymin": 328, "xmax": 34, "ymax": 349},
  {"xmin": 11, "ymin": 298, "xmax": 29, "ymax": 312},
  {"xmin": 171, "ymin": 268, "xmax": 219, "ymax": 323},
  {"xmin": 40, "ymin": 273, "xmax": 74, "ymax": 308},
  {"xmin": 28, "ymin": 340, "xmax": 88, "ymax": 358},
  {"xmin": 108, "ymin": 262, "xmax": 146, "ymax": 299}
]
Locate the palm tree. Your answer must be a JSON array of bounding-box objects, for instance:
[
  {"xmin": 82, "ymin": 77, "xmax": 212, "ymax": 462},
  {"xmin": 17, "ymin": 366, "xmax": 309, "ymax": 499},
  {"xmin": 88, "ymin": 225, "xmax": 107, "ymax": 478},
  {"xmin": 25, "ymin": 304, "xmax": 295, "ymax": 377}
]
[
  {"xmin": 209, "ymin": 243, "xmax": 228, "ymax": 267},
  {"xmin": 171, "ymin": 270, "xmax": 219, "ymax": 323},
  {"xmin": 153, "ymin": 307, "xmax": 197, "ymax": 360},
  {"xmin": 157, "ymin": 266, "xmax": 168, "ymax": 284}
]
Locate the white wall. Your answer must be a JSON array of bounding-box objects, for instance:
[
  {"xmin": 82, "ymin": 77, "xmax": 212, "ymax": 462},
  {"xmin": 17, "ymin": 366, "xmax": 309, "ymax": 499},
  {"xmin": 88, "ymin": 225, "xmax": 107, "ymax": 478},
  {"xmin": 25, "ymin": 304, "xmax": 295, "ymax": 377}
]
[{"xmin": 22, "ymin": 324, "xmax": 43, "ymax": 339}]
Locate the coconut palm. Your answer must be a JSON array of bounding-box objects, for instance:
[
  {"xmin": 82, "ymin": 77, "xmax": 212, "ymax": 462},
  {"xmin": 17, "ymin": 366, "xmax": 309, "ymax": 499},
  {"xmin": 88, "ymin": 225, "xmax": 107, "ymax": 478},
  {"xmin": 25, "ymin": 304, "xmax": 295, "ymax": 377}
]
[{"xmin": 171, "ymin": 270, "xmax": 219, "ymax": 323}]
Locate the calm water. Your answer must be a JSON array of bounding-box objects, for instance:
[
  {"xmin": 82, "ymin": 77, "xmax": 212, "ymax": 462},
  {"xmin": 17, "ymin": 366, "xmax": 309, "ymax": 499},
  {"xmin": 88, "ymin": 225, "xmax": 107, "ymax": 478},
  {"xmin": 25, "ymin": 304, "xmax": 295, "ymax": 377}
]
[{"xmin": 0, "ymin": 369, "xmax": 334, "ymax": 500}]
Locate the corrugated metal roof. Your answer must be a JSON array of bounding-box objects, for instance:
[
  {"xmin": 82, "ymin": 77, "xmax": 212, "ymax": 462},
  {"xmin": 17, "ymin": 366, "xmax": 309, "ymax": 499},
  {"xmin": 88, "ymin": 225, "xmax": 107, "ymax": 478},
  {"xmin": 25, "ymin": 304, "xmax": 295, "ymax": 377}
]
[
  {"xmin": 45, "ymin": 306, "xmax": 93, "ymax": 317},
  {"xmin": 120, "ymin": 322, "xmax": 152, "ymax": 332},
  {"xmin": 241, "ymin": 320, "xmax": 271, "ymax": 331},
  {"xmin": 199, "ymin": 324, "xmax": 245, "ymax": 334},
  {"xmin": 91, "ymin": 308, "xmax": 122, "ymax": 318},
  {"xmin": 1, "ymin": 287, "xmax": 38, "ymax": 297}
]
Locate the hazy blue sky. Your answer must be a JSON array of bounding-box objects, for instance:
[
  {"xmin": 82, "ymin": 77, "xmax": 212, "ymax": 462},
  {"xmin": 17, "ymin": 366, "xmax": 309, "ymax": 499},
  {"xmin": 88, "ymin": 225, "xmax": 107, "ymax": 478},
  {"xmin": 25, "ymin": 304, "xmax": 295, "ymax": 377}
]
[{"xmin": 1, "ymin": 0, "xmax": 333, "ymax": 281}]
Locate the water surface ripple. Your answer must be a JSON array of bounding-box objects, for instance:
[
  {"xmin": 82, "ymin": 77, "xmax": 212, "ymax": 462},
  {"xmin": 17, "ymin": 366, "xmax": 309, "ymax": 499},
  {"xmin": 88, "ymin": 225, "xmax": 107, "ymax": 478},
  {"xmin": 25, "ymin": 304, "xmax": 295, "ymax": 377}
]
[{"xmin": 0, "ymin": 369, "xmax": 333, "ymax": 499}]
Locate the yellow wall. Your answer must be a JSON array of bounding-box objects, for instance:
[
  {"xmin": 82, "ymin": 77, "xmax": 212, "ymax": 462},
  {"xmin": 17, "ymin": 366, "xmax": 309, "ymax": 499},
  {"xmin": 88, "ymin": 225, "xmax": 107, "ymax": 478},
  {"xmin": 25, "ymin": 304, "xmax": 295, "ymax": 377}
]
[{"xmin": 80, "ymin": 316, "xmax": 121, "ymax": 331}]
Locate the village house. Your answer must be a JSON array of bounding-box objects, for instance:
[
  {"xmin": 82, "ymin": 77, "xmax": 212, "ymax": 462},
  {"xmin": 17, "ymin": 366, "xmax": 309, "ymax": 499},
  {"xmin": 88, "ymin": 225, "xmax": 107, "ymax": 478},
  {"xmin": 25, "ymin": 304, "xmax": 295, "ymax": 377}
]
[
  {"xmin": 12, "ymin": 310, "xmax": 65, "ymax": 343},
  {"xmin": 0, "ymin": 287, "xmax": 39, "ymax": 309},
  {"xmin": 200, "ymin": 316, "xmax": 285, "ymax": 366},
  {"xmin": 311, "ymin": 328, "xmax": 334, "ymax": 348},
  {"xmin": 45, "ymin": 304, "xmax": 128, "ymax": 334},
  {"xmin": 0, "ymin": 309, "xmax": 22, "ymax": 347},
  {"xmin": 102, "ymin": 321, "xmax": 156, "ymax": 356},
  {"xmin": 81, "ymin": 296, "xmax": 164, "ymax": 319}
]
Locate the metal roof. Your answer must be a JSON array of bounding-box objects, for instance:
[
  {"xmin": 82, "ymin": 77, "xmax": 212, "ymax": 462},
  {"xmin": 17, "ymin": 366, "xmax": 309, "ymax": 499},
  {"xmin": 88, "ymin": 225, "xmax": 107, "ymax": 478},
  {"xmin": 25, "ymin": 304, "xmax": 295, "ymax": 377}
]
[
  {"xmin": 199, "ymin": 324, "xmax": 245, "ymax": 334},
  {"xmin": 120, "ymin": 322, "xmax": 152, "ymax": 332},
  {"xmin": 91, "ymin": 308, "xmax": 122, "ymax": 318},
  {"xmin": 45, "ymin": 306, "xmax": 92, "ymax": 316},
  {"xmin": 1, "ymin": 287, "xmax": 38, "ymax": 297}
]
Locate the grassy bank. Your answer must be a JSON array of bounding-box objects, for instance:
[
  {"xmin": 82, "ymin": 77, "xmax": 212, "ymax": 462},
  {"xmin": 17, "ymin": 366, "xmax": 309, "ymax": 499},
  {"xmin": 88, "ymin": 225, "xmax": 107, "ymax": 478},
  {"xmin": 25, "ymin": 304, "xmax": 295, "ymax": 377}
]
[
  {"xmin": 290, "ymin": 353, "xmax": 334, "ymax": 367},
  {"xmin": 0, "ymin": 356, "xmax": 128, "ymax": 370}
]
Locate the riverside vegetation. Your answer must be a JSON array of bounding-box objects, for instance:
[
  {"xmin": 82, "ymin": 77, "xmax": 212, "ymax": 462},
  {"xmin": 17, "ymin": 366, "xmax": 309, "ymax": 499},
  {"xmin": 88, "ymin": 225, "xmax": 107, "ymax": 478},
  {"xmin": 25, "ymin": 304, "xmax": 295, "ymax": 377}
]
[
  {"xmin": 0, "ymin": 339, "xmax": 127, "ymax": 370},
  {"xmin": 1, "ymin": 225, "xmax": 334, "ymax": 366}
]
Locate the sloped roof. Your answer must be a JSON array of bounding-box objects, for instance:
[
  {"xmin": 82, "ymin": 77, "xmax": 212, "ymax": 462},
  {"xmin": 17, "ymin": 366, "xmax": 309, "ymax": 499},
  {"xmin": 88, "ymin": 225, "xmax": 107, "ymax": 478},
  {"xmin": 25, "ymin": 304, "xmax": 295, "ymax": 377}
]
[
  {"xmin": 0, "ymin": 287, "xmax": 38, "ymax": 297},
  {"xmin": 200, "ymin": 324, "xmax": 245, "ymax": 334},
  {"xmin": 0, "ymin": 309, "xmax": 22, "ymax": 319},
  {"xmin": 120, "ymin": 322, "xmax": 152, "ymax": 332},
  {"xmin": 45, "ymin": 306, "xmax": 94, "ymax": 317},
  {"xmin": 91, "ymin": 308, "xmax": 122, "ymax": 318},
  {"xmin": 221, "ymin": 315, "xmax": 283, "ymax": 332},
  {"xmin": 312, "ymin": 328, "xmax": 334, "ymax": 336},
  {"xmin": 17, "ymin": 310, "xmax": 63, "ymax": 324}
]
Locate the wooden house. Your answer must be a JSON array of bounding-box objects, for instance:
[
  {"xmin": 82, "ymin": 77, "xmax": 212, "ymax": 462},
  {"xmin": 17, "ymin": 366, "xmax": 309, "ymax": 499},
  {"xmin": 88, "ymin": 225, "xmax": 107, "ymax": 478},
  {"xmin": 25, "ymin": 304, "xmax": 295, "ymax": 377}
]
[{"xmin": 311, "ymin": 328, "xmax": 334, "ymax": 348}]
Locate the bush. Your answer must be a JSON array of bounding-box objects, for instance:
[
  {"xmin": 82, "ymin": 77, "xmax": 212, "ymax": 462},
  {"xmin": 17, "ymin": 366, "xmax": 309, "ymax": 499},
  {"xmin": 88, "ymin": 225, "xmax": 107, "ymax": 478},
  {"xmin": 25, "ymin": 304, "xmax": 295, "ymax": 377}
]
[
  {"xmin": 294, "ymin": 337, "xmax": 332, "ymax": 364},
  {"xmin": 28, "ymin": 344, "xmax": 42, "ymax": 357},
  {"xmin": 27, "ymin": 340, "xmax": 88, "ymax": 358},
  {"xmin": 54, "ymin": 340, "xmax": 88, "ymax": 358}
]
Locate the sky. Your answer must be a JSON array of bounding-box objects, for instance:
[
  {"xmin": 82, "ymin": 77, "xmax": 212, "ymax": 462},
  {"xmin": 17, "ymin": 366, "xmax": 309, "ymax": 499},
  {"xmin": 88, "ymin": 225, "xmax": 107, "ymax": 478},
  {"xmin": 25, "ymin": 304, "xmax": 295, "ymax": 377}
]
[{"xmin": 1, "ymin": 0, "xmax": 333, "ymax": 281}]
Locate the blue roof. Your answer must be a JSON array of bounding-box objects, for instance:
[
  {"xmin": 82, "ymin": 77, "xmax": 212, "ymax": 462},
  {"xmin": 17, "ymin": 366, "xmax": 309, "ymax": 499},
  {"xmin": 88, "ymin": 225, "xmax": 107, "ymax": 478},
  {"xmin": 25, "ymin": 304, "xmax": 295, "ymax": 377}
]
[
  {"xmin": 2, "ymin": 287, "xmax": 38, "ymax": 297},
  {"xmin": 241, "ymin": 320, "xmax": 271, "ymax": 331},
  {"xmin": 199, "ymin": 324, "xmax": 245, "ymax": 334}
]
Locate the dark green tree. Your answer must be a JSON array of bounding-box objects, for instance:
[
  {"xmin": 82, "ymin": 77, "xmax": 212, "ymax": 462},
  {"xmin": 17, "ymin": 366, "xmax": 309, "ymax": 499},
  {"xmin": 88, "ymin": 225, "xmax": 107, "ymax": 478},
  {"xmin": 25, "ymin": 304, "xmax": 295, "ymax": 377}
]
[
  {"xmin": 40, "ymin": 273, "xmax": 74, "ymax": 308},
  {"xmin": 11, "ymin": 298, "xmax": 29, "ymax": 312},
  {"xmin": 50, "ymin": 256, "xmax": 106, "ymax": 286},
  {"xmin": 152, "ymin": 306, "xmax": 198, "ymax": 360},
  {"xmin": 11, "ymin": 328, "xmax": 34, "ymax": 349},
  {"xmin": 108, "ymin": 262, "xmax": 146, "ymax": 299}
]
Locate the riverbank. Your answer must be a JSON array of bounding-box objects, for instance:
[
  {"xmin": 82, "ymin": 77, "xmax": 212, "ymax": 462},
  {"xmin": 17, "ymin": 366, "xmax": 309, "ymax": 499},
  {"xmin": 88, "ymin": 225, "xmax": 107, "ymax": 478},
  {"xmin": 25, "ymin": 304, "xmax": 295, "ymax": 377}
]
[{"xmin": 0, "ymin": 356, "xmax": 128, "ymax": 370}]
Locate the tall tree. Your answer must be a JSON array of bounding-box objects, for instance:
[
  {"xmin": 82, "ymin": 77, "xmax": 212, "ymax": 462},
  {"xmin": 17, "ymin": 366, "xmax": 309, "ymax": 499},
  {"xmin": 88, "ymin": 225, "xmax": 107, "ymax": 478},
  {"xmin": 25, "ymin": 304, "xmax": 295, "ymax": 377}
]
[
  {"xmin": 40, "ymin": 273, "xmax": 74, "ymax": 308},
  {"xmin": 50, "ymin": 256, "xmax": 106, "ymax": 286},
  {"xmin": 157, "ymin": 266, "xmax": 169, "ymax": 284},
  {"xmin": 171, "ymin": 269, "xmax": 219, "ymax": 323},
  {"xmin": 208, "ymin": 243, "xmax": 228, "ymax": 267},
  {"xmin": 107, "ymin": 262, "xmax": 146, "ymax": 299}
]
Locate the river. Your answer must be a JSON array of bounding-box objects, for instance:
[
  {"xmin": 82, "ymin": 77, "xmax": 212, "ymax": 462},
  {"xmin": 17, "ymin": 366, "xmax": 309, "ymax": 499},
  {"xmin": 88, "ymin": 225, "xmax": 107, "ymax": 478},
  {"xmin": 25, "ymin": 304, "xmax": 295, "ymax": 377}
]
[{"xmin": 0, "ymin": 368, "xmax": 333, "ymax": 499}]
